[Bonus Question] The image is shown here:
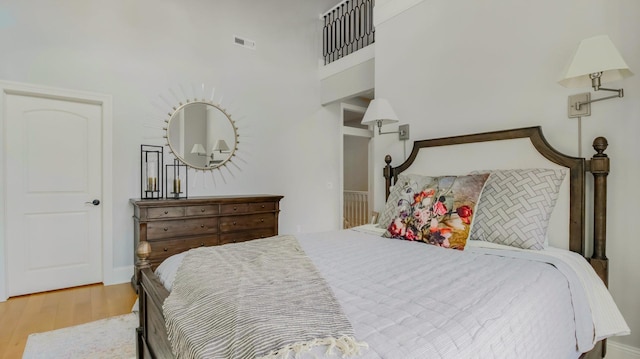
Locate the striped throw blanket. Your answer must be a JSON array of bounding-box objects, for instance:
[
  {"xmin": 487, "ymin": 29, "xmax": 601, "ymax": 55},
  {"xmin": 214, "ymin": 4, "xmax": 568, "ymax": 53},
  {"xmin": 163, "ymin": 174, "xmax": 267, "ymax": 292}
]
[{"xmin": 163, "ymin": 235, "xmax": 366, "ymax": 359}]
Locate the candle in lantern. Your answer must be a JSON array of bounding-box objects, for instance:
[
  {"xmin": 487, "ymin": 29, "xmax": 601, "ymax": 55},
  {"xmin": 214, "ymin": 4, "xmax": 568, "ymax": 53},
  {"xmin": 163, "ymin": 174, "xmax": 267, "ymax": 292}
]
[
  {"xmin": 146, "ymin": 161, "xmax": 157, "ymax": 191},
  {"xmin": 173, "ymin": 177, "xmax": 181, "ymax": 194}
]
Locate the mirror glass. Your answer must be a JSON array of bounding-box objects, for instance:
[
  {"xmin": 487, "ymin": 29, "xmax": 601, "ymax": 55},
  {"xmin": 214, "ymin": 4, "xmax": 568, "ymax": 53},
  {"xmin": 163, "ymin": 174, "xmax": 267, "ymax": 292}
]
[{"xmin": 166, "ymin": 101, "xmax": 238, "ymax": 170}]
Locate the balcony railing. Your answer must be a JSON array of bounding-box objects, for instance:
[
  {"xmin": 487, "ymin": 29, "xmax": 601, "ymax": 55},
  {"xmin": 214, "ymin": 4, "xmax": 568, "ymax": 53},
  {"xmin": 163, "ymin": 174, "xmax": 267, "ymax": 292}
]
[
  {"xmin": 322, "ymin": 0, "xmax": 375, "ymax": 65},
  {"xmin": 343, "ymin": 190, "xmax": 369, "ymax": 228}
]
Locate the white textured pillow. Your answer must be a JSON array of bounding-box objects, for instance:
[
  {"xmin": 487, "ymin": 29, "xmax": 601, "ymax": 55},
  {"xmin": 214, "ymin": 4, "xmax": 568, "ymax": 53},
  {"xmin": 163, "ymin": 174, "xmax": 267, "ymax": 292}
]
[
  {"xmin": 469, "ymin": 168, "xmax": 566, "ymax": 250},
  {"xmin": 154, "ymin": 251, "xmax": 187, "ymax": 291}
]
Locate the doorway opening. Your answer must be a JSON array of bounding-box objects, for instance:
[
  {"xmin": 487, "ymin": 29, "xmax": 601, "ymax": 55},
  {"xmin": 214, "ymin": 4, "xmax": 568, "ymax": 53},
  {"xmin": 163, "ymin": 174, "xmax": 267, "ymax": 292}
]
[{"xmin": 341, "ymin": 103, "xmax": 373, "ymax": 229}]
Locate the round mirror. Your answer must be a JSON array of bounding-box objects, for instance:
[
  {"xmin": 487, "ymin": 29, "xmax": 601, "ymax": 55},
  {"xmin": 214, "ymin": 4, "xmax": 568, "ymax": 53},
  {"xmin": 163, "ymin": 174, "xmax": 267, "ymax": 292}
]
[{"xmin": 166, "ymin": 101, "xmax": 238, "ymax": 170}]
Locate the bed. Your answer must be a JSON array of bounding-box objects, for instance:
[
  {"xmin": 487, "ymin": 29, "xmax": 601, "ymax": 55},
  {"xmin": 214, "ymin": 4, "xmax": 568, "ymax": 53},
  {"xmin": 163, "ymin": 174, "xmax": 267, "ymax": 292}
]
[{"xmin": 135, "ymin": 126, "xmax": 628, "ymax": 359}]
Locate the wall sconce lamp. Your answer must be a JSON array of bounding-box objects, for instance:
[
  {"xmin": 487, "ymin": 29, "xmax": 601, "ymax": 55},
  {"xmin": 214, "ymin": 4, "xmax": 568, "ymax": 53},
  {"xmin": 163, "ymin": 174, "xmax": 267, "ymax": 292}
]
[
  {"xmin": 360, "ymin": 99, "xmax": 410, "ymax": 140},
  {"xmin": 210, "ymin": 139, "xmax": 230, "ymax": 164},
  {"xmin": 191, "ymin": 141, "xmax": 230, "ymax": 166},
  {"xmin": 212, "ymin": 139, "xmax": 230, "ymax": 154},
  {"xmin": 559, "ymin": 35, "xmax": 634, "ymax": 118},
  {"xmin": 190, "ymin": 143, "xmax": 206, "ymax": 156}
]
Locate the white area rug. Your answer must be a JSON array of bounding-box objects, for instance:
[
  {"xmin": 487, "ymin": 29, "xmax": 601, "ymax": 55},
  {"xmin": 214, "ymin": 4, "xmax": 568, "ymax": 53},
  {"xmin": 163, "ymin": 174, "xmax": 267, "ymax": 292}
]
[{"xmin": 22, "ymin": 313, "xmax": 138, "ymax": 359}]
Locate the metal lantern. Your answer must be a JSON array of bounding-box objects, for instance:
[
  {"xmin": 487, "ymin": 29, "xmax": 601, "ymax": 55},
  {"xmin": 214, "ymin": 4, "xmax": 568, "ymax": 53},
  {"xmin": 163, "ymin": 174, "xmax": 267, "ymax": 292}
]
[
  {"xmin": 165, "ymin": 159, "xmax": 188, "ymax": 199},
  {"xmin": 140, "ymin": 145, "xmax": 163, "ymax": 199}
]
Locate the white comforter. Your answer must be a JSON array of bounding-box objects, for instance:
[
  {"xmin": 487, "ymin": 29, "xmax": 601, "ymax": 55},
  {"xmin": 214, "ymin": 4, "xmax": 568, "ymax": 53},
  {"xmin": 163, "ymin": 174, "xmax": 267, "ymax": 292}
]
[{"xmin": 155, "ymin": 228, "xmax": 629, "ymax": 359}]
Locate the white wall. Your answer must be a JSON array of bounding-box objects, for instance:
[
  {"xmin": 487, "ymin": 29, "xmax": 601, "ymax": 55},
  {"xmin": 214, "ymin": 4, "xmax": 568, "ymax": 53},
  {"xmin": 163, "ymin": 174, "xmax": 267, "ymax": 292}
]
[
  {"xmin": 0, "ymin": 0, "xmax": 342, "ymax": 284},
  {"xmin": 372, "ymin": 0, "xmax": 640, "ymax": 352}
]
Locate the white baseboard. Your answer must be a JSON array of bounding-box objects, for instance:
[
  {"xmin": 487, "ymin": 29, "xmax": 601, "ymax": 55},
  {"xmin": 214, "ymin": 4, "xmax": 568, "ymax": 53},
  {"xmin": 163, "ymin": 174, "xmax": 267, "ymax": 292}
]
[{"xmin": 607, "ymin": 340, "xmax": 640, "ymax": 359}]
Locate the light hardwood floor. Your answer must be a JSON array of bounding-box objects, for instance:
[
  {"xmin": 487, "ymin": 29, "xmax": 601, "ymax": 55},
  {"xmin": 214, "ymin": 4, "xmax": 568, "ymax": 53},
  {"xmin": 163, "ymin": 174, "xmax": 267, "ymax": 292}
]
[{"xmin": 0, "ymin": 283, "xmax": 137, "ymax": 359}]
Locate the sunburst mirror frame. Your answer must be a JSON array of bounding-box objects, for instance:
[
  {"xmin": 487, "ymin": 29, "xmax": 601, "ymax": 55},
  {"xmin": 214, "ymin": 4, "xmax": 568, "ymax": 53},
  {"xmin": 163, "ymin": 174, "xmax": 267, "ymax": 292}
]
[{"xmin": 163, "ymin": 98, "xmax": 239, "ymax": 172}]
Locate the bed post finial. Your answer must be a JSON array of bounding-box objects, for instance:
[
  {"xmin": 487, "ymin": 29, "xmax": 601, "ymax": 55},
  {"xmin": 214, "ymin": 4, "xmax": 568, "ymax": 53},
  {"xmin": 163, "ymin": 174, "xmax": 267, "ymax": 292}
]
[
  {"xmin": 589, "ymin": 136, "xmax": 609, "ymax": 287},
  {"xmin": 384, "ymin": 155, "xmax": 393, "ymax": 200},
  {"xmin": 593, "ymin": 136, "xmax": 608, "ymax": 156},
  {"xmin": 135, "ymin": 240, "xmax": 152, "ymax": 287}
]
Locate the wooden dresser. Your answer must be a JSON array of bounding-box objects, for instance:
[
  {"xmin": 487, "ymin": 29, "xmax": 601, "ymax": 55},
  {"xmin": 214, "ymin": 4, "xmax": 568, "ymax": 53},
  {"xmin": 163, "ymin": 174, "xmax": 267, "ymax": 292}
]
[{"xmin": 131, "ymin": 195, "xmax": 283, "ymax": 273}]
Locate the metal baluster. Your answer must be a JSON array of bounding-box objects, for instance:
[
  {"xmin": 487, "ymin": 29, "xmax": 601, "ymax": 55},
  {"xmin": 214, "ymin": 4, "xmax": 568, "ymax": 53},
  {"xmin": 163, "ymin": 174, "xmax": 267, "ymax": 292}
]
[
  {"xmin": 345, "ymin": 1, "xmax": 352, "ymax": 57},
  {"xmin": 323, "ymin": 13, "xmax": 329, "ymax": 65},
  {"xmin": 332, "ymin": 8, "xmax": 340, "ymax": 61}
]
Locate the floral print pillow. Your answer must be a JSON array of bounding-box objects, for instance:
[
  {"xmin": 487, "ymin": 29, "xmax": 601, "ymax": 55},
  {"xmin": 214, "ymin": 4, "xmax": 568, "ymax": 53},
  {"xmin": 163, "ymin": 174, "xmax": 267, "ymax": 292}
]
[
  {"xmin": 385, "ymin": 174, "xmax": 490, "ymax": 250},
  {"xmin": 377, "ymin": 174, "xmax": 437, "ymax": 230}
]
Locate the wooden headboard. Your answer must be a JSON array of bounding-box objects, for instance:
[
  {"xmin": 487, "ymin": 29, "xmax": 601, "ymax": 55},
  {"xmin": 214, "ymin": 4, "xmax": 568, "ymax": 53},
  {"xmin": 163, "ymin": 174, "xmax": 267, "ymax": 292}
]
[{"xmin": 383, "ymin": 126, "xmax": 610, "ymax": 286}]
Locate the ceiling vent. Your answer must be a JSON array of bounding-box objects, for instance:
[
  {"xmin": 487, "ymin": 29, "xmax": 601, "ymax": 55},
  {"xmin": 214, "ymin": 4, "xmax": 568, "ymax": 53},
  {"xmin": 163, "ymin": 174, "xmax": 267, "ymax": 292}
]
[{"xmin": 234, "ymin": 35, "xmax": 256, "ymax": 50}]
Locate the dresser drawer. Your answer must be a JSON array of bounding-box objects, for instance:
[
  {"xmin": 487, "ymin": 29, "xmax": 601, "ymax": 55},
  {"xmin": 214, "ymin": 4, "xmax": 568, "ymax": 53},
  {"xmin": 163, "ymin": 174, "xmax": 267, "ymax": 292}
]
[
  {"xmin": 220, "ymin": 203, "xmax": 249, "ymax": 215},
  {"xmin": 219, "ymin": 228, "xmax": 276, "ymax": 245},
  {"xmin": 186, "ymin": 205, "xmax": 219, "ymax": 216},
  {"xmin": 147, "ymin": 236, "xmax": 218, "ymax": 263},
  {"xmin": 248, "ymin": 202, "xmax": 276, "ymax": 212},
  {"xmin": 147, "ymin": 206, "xmax": 185, "ymax": 219},
  {"xmin": 219, "ymin": 213, "xmax": 275, "ymax": 232},
  {"xmin": 147, "ymin": 218, "xmax": 218, "ymax": 240}
]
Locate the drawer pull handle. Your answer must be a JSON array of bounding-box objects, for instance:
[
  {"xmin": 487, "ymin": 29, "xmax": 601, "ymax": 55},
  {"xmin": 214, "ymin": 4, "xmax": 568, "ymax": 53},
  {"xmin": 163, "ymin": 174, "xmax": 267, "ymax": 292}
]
[
  {"xmin": 200, "ymin": 224, "xmax": 205, "ymax": 228},
  {"xmin": 261, "ymin": 205, "xmax": 265, "ymax": 208},
  {"xmin": 261, "ymin": 218, "xmax": 264, "ymax": 222},
  {"xmin": 201, "ymin": 208, "xmax": 206, "ymax": 212},
  {"xmin": 163, "ymin": 247, "xmax": 168, "ymax": 252},
  {"xmin": 233, "ymin": 206, "xmax": 237, "ymax": 211},
  {"xmin": 200, "ymin": 242, "xmax": 205, "ymax": 246},
  {"xmin": 233, "ymin": 221, "xmax": 237, "ymax": 225},
  {"xmin": 164, "ymin": 211, "xmax": 168, "ymax": 214},
  {"xmin": 163, "ymin": 228, "xmax": 168, "ymax": 231}
]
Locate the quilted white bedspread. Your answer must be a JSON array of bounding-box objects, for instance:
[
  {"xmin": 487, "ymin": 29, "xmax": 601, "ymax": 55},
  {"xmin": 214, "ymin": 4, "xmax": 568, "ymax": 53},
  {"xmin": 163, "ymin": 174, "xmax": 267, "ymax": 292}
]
[{"xmin": 155, "ymin": 228, "xmax": 629, "ymax": 359}]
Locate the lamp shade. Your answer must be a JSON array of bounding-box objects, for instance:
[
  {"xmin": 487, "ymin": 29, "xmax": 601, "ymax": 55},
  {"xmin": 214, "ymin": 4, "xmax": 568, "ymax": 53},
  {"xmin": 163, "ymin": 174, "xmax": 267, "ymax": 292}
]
[
  {"xmin": 190, "ymin": 143, "xmax": 205, "ymax": 154},
  {"xmin": 559, "ymin": 35, "xmax": 633, "ymax": 88},
  {"xmin": 212, "ymin": 139, "xmax": 230, "ymax": 152},
  {"xmin": 361, "ymin": 99, "xmax": 399, "ymax": 126}
]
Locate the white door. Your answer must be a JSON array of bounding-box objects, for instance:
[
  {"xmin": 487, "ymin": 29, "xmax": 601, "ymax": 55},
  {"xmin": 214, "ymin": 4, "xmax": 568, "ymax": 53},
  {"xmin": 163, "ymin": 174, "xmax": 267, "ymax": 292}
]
[{"xmin": 5, "ymin": 93, "xmax": 103, "ymax": 297}]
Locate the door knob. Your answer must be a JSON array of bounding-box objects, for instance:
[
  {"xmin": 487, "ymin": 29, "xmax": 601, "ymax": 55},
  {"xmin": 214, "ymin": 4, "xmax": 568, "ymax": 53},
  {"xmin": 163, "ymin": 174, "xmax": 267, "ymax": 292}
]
[{"xmin": 85, "ymin": 199, "xmax": 100, "ymax": 206}]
